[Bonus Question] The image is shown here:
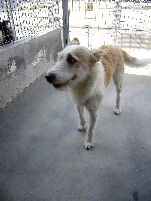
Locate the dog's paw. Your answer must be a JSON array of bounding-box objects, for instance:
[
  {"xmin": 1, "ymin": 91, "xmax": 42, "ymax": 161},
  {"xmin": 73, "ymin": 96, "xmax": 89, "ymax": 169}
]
[
  {"xmin": 84, "ymin": 141, "xmax": 94, "ymax": 150},
  {"xmin": 114, "ymin": 107, "xmax": 121, "ymax": 115},
  {"xmin": 78, "ymin": 125, "xmax": 87, "ymax": 132}
]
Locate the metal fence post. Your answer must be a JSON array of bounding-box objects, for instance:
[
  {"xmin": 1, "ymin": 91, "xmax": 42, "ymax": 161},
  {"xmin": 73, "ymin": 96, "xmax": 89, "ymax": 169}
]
[
  {"xmin": 113, "ymin": 0, "xmax": 122, "ymax": 46},
  {"xmin": 62, "ymin": 0, "xmax": 69, "ymax": 47},
  {"xmin": 79, "ymin": 0, "xmax": 81, "ymax": 11}
]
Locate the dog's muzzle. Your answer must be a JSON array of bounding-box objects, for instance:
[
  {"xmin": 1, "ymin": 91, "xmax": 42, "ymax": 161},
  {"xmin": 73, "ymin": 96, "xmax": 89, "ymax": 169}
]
[{"xmin": 45, "ymin": 73, "xmax": 77, "ymax": 89}]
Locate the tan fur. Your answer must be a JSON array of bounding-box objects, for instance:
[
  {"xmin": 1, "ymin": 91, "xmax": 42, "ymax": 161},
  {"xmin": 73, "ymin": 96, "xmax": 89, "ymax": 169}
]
[
  {"xmin": 97, "ymin": 45, "xmax": 124, "ymax": 87},
  {"xmin": 97, "ymin": 45, "xmax": 148, "ymax": 87}
]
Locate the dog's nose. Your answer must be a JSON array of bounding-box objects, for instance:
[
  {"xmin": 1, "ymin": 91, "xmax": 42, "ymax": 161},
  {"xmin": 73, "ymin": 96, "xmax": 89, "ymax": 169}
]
[{"xmin": 45, "ymin": 73, "xmax": 56, "ymax": 83}]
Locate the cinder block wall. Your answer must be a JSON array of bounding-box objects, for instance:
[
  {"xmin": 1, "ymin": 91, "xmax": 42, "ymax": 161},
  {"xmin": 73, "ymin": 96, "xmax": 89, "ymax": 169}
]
[{"xmin": 0, "ymin": 28, "xmax": 62, "ymax": 109}]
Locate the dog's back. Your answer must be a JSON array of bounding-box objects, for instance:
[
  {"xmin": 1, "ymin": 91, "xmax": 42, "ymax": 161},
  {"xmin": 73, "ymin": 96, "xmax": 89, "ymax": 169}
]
[
  {"xmin": 98, "ymin": 45, "xmax": 124, "ymax": 87},
  {"xmin": 97, "ymin": 45, "xmax": 151, "ymax": 87}
]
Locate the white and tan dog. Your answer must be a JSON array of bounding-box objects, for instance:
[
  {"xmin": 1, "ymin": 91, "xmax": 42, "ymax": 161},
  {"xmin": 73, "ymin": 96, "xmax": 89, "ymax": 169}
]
[{"xmin": 45, "ymin": 38, "xmax": 151, "ymax": 149}]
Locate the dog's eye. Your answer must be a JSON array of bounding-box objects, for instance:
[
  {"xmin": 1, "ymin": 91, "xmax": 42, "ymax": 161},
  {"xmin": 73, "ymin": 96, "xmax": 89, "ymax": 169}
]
[{"xmin": 67, "ymin": 54, "xmax": 77, "ymax": 64}]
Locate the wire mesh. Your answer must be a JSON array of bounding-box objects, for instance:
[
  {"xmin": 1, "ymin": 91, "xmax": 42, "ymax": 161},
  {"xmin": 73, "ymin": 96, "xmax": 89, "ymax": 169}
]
[
  {"xmin": 69, "ymin": 0, "xmax": 151, "ymax": 49},
  {"xmin": 0, "ymin": 0, "xmax": 62, "ymax": 45},
  {"xmin": 114, "ymin": 0, "xmax": 151, "ymax": 48}
]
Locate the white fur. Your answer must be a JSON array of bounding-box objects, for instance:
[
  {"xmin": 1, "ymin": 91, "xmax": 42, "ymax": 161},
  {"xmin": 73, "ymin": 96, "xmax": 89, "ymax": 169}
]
[
  {"xmin": 71, "ymin": 62, "xmax": 105, "ymax": 149},
  {"xmin": 71, "ymin": 62, "xmax": 105, "ymax": 105}
]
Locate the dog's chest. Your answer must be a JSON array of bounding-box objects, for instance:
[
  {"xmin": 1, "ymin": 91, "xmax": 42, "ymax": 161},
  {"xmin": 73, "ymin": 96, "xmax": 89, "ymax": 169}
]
[
  {"xmin": 71, "ymin": 82, "xmax": 104, "ymax": 106},
  {"xmin": 71, "ymin": 87, "xmax": 91, "ymax": 105}
]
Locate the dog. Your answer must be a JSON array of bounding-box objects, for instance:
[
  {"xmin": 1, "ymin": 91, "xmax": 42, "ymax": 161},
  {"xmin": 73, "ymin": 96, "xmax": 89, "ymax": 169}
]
[
  {"xmin": 0, "ymin": 20, "xmax": 15, "ymax": 46},
  {"xmin": 45, "ymin": 39, "xmax": 151, "ymax": 149}
]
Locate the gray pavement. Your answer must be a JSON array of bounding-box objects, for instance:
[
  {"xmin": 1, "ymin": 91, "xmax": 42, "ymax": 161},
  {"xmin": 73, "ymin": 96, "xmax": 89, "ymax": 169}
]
[{"xmin": 0, "ymin": 73, "xmax": 151, "ymax": 201}]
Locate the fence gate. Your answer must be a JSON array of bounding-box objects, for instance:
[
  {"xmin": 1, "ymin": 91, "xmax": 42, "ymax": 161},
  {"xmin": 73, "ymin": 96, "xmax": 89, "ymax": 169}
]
[{"xmin": 68, "ymin": 0, "xmax": 151, "ymax": 50}]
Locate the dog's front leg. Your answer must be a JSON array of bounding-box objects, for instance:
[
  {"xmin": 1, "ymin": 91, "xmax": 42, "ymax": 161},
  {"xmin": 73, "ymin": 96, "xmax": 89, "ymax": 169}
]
[
  {"xmin": 84, "ymin": 109, "xmax": 98, "ymax": 149},
  {"xmin": 77, "ymin": 105, "xmax": 86, "ymax": 131},
  {"xmin": 84, "ymin": 96, "xmax": 102, "ymax": 149}
]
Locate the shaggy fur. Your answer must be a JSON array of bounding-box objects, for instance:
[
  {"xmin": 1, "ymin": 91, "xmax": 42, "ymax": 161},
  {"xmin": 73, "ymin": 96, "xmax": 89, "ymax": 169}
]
[{"xmin": 45, "ymin": 41, "xmax": 151, "ymax": 149}]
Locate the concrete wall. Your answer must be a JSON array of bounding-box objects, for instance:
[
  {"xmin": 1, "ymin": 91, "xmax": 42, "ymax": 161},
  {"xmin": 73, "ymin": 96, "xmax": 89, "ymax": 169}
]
[{"xmin": 0, "ymin": 28, "xmax": 63, "ymax": 109}]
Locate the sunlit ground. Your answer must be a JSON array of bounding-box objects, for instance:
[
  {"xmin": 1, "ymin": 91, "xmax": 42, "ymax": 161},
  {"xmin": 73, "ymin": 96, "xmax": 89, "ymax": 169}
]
[
  {"xmin": 122, "ymin": 48, "xmax": 151, "ymax": 76},
  {"xmin": 125, "ymin": 65, "xmax": 151, "ymax": 76}
]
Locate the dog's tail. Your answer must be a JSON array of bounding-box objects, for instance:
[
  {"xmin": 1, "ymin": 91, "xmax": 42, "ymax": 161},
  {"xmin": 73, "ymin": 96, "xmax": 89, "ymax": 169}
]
[{"xmin": 122, "ymin": 50, "xmax": 151, "ymax": 67}]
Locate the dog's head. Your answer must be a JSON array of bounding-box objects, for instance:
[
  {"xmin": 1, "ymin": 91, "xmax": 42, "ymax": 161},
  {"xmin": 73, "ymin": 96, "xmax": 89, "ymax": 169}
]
[{"xmin": 45, "ymin": 44, "xmax": 101, "ymax": 90}]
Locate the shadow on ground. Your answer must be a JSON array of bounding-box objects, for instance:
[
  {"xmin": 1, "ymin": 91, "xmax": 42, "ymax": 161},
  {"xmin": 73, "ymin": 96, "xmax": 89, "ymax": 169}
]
[{"xmin": 0, "ymin": 74, "xmax": 151, "ymax": 201}]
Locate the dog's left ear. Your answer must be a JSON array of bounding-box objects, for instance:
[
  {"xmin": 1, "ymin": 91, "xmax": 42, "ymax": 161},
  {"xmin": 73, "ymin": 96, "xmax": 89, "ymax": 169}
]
[
  {"xmin": 90, "ymin": 49, "xmax": 101, "ymax": 63},
  {"xmin": 69, "ymin": 38, "xmax": 80, "ymax": 45}
]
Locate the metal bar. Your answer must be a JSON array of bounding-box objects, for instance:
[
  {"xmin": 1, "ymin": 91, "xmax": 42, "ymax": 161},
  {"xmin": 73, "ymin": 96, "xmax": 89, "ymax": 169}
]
[
  {"xmin": 62, "ymin": 0, "xmax": 69, "ymax": 47},
  {"xmin": 72, "ymin": 0, "xmax": 74, "ymax": 11},
  {"xmin": 79, "ymin": 0, "xmax": 81, "ymax": 11}
]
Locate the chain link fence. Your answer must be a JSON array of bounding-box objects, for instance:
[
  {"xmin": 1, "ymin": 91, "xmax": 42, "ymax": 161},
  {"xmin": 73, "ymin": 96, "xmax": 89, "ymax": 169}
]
[
  {"xmin": 0, "ymin": 0, "xmax": 62, "ymax": 45},
  {"xmin": 113, "ymin": 0, "xmax": 151, "ymax": 48},
  {"xmin": 1, "ymin": 0, "xmax": 151, "ymax": 49},
  {"xmin": 69, "ymin": 0, "xmax": 151, "ymax": 49}
]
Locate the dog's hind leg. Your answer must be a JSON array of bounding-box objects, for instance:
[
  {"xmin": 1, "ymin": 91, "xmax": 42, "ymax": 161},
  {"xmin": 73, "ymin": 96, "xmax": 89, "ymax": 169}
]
[
  {"xmin": 77, "ymin": 105, "xmax": 87, "ymax": 131},
  {"xmin": 113, "ymin": 67, "xmax": 124, "ymax": 115}
]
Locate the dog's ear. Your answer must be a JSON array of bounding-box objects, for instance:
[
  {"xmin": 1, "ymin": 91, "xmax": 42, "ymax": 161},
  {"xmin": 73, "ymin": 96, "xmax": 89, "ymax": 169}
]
[
  {"xmin": 90, "ymin": 49, "xmax": 102, "ymax": 63},
  {"xmin": 69, "ymin": 38, "xmax": 80, "ymax": 45}
]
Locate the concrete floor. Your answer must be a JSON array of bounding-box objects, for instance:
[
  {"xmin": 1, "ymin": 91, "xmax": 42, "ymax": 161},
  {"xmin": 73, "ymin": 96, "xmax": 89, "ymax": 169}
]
[{"xmin": 0, "ymin": 73, "xmax": 151, "ymax": 201}]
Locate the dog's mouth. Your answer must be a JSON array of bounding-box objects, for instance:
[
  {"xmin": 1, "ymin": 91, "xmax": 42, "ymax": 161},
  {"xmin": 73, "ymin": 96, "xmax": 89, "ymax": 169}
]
[
  {"xmin": 53, "ymin": 82, "xmax": 69, "ymax": 89},
  {"xmin": 53, "ymin": 75, "xmax": 77, "ymax": 89}
]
